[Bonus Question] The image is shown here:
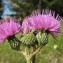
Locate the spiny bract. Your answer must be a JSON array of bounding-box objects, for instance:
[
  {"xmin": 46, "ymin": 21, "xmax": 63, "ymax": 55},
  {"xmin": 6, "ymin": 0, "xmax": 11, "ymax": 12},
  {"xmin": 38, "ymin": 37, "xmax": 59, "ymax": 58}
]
[
  {"xmin": 21, "ymin": 33, "xmax": 36, "ymax": 45},
  {"xmin": 36, "ymin": 32, "xmax": 48, "ymax": 46}
]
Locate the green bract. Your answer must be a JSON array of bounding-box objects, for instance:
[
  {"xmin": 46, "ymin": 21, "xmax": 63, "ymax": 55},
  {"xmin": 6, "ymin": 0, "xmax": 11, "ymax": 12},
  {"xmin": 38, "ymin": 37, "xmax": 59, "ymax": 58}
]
[
  {"xmin": 21, "ymin": 33, "xmax": 36, "ymax": 46},
  {"xmin": 36, "ymin": 32, "xmax": 48, "ymax": 46}
]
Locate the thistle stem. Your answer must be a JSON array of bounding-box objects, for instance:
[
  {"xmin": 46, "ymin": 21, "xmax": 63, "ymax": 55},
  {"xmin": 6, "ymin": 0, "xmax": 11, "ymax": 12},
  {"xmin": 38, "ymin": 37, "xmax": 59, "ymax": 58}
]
[
  {"xmin": 18, "ymin": 46, "xmax": 42, "ymax": 63},
  {"xmin": 26, "ymin": 55, "xmax": 36, "ymax": 63}
]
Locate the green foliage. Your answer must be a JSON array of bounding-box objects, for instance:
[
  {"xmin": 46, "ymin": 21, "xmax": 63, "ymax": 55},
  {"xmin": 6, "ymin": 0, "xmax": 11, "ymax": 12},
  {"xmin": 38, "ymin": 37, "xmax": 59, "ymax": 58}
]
[
  {"xmin": 0, "ymin": 42, "xmax": 26, "ymax": 63},
  {"xmin": 8, "ymin": 0, "xmax": 63, "ymax": 19},
  {"xmin": 8, "ymin": 0, "xmax": 40, "ymax": 18},
  {"xmin": 0, "ymin": 0, "xmax": 4, "ymax": 19},
  {"xmin": 0, "ymin": 36, "xmax": 63, "ymax": 63},
  {"xmin": 41, "ymin": 0, "xmax": 63, "ymax": 16}
]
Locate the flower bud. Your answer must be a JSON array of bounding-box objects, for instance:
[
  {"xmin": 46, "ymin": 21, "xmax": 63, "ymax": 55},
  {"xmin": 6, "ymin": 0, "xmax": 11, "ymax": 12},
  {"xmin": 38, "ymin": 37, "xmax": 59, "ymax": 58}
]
[
  {"xmin": 36, "ymin": 32, "xmax": 48, "ymax": 46},
  {"xmin": 21, "ymin": 33, "xmax": 36, "ymax": 46}
]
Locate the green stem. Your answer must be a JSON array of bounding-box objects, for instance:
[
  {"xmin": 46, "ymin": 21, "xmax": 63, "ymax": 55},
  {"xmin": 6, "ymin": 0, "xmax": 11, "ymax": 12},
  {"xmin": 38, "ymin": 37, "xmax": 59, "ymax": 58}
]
[
  {"xmin": 18, "ymin": 47, "xmax": 42, "ymax": 63},
  {"xmin": 32, "ymin": 55, "xmax": 36, "ymax": 63},
  {"xmin": 26, "ymin": 55, "xmax": 36, "ymax": 63},
  {"xmin": 27, "ymin": 59, "xmax": 32, "ymax": 63}
]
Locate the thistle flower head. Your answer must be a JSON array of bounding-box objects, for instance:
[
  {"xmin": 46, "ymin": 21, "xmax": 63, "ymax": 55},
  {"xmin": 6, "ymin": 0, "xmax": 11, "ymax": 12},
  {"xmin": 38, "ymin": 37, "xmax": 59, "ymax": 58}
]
[
  {"xmin": 0, "ymin": 18, "xmax": 21, "ymax": 44},
  {"xmin": 22, "ymin": 17, "xmax": 31, "ymax": 34},
  {"xmin": 23, "ymin": 10, "xmax": 61, "ymax": 35}
]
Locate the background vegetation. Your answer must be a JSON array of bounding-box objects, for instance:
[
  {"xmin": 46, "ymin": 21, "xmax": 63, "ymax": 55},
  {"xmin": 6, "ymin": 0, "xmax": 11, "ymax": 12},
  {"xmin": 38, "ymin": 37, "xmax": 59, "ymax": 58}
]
[
  {"xmin": 0, "ymin": 35, "xmax": 63, "ymax": 63},
  {"xmin": 0, "ymin": 0, "xmax": 4, "ymax": 19},
  {"xmin": 8, "ymin": 0, "xmax": 63, "ymax": 18}
]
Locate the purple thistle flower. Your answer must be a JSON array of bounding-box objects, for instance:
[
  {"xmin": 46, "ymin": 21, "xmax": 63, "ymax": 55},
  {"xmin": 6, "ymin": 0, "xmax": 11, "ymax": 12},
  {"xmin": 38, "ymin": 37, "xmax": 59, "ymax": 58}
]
[
  {"xmin": 0, "ymin": 18, "xmax": 21, "ymax": 44},
  {"xmin": 22, "ymin": 17, "xmax": 31, "ymax": 34},
  {"xmin": 22, "ymin": 10, "xmax": 61, "ymax": 35}
]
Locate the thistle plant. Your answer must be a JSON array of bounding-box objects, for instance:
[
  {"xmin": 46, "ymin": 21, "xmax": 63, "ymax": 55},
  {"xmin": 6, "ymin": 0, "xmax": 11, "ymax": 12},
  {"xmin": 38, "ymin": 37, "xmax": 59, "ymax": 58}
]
[{"xmin": 0, "ymin": 10, "xmax": 62, "ymax": 63}]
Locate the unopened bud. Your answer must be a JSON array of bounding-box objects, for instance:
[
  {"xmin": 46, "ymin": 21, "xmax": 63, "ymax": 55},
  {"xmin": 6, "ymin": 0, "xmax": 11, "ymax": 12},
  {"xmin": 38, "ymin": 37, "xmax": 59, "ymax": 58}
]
[{"xmin": 36, "ymin": 32, "xmax": 48, "ymax": 46}]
